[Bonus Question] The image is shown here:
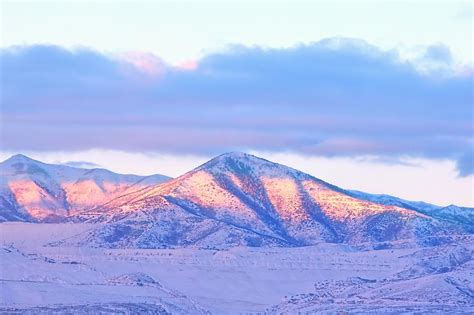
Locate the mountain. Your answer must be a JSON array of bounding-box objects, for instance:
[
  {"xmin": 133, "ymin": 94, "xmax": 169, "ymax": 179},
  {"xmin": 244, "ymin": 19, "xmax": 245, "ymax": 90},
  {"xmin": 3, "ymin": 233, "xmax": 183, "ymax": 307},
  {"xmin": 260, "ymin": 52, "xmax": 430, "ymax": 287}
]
[
  {"xmin": 74, "ymin": 152, "xmax": 470, "ymax": 249},
  {"xmin": 0, "ymin": 154, "xmax": 170, "ymax": 222},
  {"xmin": 347, "ymin": 190, "xmax": 473, "ymax": 231}
]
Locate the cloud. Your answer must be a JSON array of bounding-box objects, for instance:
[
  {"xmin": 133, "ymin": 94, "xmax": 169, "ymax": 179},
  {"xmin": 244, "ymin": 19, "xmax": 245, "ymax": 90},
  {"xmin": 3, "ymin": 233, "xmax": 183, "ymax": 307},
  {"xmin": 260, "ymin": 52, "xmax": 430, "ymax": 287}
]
[
  {"xmin": 120, "ymin": 51, "xmax": 166, "ymax": 76},
  {"xmin": 456, "ymin": 151, "xmax": 474, "ymax": 177},
  {"xmin": 413, "ymin": 43, "xmax": 455, "ymax": 74},
  {"xmin": 423, "ymin": 44, "xmax": 453, "ymax": 64},
  {"xmin": 1, "ymin": 39, "xmax": 472, "ymax": 176},
  {"xmin": 455, "ymin": 4, "xmax": 474, "ymax": 20}
]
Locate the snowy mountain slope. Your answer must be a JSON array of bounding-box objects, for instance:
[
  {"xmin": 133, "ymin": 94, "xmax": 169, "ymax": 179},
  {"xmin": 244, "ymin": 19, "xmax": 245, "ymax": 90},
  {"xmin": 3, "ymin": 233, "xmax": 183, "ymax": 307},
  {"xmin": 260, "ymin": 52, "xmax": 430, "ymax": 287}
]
[
  {"xmin": 346, "ymin": 190, "xmax": 442, "ymax": 212},
  {"xmin": 431, "ymin": 205, "xmax": 474, "ymax": 229},
  {"xmin": 347, "ymin": 190, "xmax": 474, "ymax": 230},
  {"xmin": 0, "ymin": 154, "xmax": 170, "ymax": 222},
  {"xmin": 76, "ymin": 152, "xmax": 467, "ymax": 249}
]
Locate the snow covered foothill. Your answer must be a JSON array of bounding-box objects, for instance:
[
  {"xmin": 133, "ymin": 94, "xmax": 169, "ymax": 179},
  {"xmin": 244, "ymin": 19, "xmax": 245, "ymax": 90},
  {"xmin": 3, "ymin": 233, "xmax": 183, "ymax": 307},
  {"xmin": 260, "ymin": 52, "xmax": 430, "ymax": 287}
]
[{"xmin": 1, "ymin": 223, "xmax": 473, "ymax": 314}]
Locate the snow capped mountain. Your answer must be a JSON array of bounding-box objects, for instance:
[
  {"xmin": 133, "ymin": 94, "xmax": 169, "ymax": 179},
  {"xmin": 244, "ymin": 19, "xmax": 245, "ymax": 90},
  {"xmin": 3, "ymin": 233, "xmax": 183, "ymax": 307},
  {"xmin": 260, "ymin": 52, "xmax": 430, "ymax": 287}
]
[
  {"xmin": 75, "ymin": 152, "xmax": 469, "ymax": 249},
  {"xmin": 1, "ymin": 153, "xmax": 472, "ymax": 313},
  {"xmin": 0, "ymin": 154, "xmax": 170, "ymax": 222}
]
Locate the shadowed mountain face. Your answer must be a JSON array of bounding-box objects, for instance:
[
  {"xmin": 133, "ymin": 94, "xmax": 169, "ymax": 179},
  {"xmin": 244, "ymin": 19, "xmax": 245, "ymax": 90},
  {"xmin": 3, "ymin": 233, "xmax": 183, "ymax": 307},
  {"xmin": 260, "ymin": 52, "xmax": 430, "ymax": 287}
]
[
  {"xmin": 0, "ymin": 154, "xmax": 170, "ymax": 222},
  {"xmin": 73, "ymin": 152, "xmax": 470, "ymax": 249}
]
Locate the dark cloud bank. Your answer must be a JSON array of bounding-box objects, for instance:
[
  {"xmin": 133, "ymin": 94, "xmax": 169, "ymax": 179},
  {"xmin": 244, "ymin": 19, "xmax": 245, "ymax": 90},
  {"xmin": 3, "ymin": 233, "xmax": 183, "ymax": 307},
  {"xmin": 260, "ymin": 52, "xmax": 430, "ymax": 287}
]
[{"xmin": 1, "ymin": 38, "xmax": 472, "ymax": 176}]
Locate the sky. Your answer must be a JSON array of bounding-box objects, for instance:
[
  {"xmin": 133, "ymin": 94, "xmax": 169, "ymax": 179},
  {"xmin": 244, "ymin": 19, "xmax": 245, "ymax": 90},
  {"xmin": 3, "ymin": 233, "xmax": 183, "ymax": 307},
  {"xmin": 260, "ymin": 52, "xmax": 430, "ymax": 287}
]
[{"xmin": 0, "ymin": 0, "xmax": 473, "ymax": 206}]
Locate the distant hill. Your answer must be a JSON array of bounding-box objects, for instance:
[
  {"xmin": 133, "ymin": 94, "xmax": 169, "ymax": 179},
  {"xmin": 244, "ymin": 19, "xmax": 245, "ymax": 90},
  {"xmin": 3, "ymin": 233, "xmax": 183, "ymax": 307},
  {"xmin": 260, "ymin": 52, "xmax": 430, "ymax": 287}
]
[{"xmin": 0, "ymin": 154, "xmax": 170, "ymax": 222}]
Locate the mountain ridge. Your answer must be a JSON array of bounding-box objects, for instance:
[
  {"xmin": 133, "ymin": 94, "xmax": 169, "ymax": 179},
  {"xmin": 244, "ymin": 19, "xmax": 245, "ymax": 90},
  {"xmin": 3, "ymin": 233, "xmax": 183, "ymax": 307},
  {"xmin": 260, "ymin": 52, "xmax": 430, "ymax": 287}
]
[
  {"xmin": 70, "ymin": 152, "xmax": 470, "ymax": 249},
  {"xmin": 0, "ymin": 154, "xmax": 171, "ymax": 222},
  {"xmin": 1, "ymin": 152, "xmax": 472, "ymax": 249}
]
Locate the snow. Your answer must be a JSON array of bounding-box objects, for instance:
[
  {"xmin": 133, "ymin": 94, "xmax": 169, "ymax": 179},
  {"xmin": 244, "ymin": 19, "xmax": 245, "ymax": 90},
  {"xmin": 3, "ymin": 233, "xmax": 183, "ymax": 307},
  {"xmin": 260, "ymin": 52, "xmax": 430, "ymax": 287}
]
[
  {"xmin": 1, "ymin": 152, "xmax": 473, "ymax": 313},
  {"xmin": 0, "ymin": 155, "xmax": 170, "ymax": 221},
  {"xmin": 1, "ymin": 222, "xmax": 472, "ymax": 314},
  {"xmin": 73, "ymin": 152, "xmax": 466, "ymax": 249}
]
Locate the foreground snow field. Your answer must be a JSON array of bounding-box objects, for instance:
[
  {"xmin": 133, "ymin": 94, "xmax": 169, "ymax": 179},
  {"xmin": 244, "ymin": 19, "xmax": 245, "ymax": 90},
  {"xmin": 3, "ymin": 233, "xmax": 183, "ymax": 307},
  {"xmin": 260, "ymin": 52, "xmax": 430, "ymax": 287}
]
[{"xmin": 1, "ymin": 222, "xmax": 473, "ymax": 314}]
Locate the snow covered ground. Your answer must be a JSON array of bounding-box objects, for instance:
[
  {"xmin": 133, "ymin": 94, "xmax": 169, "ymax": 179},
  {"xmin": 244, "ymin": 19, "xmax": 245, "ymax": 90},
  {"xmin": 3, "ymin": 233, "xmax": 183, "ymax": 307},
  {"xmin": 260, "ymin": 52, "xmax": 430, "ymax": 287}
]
[{"xmin": 1, "ymin": 222, "xmax": 473, "ymax": 314}]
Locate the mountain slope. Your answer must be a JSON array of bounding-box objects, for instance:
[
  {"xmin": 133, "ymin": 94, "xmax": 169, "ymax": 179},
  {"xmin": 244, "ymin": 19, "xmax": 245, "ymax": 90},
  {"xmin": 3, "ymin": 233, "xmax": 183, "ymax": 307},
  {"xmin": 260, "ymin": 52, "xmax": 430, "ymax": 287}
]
[
  {"xmin": 77, "ymin": 152, "xmax": 468, "ymax": 249},
  {"xmin": 347, "ymin": 190, "xmax": 474, "ymax": 231},
  {"xmin": 0, "ymin": 154, "xmax": 170, "ymax": 222}
]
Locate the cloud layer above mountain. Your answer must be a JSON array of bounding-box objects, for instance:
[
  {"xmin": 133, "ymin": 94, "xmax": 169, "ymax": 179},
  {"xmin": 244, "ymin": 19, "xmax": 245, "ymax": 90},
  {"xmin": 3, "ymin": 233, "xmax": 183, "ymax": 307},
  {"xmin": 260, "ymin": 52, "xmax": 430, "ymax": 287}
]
[{"xmin": 1, "ymin": 38, "xmax": 472, "ymax": 176}]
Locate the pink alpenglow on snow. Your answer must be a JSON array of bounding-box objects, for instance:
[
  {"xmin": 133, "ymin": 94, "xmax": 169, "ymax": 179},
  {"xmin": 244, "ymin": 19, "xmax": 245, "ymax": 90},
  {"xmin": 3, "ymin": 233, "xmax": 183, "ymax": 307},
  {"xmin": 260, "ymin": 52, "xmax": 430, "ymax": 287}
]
[{"xmin": 1, "ymin": 2, "xmax": 473, "ymax": 313}]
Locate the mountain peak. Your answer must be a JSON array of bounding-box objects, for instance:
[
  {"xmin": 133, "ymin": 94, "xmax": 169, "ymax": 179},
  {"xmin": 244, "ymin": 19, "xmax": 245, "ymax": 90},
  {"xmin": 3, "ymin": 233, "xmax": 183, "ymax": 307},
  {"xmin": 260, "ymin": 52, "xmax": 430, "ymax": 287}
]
[
  {"xmin": 217, "ymin": 151, "xmax": 259, "ymax": 160},
  {"xmin": 2, "ymin": 154, "xmax": 37, "ymax": 164},
  {"xmin": 199, "ymin": 151, "xmax": 276, "ymax": 170},
  {"xmin": 11, "ymin": 153, "xmax": 31, "ymax": 160},
  {"xmin": 190, "ymin": 151, "xmax": 305, "ymax": 182}
]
